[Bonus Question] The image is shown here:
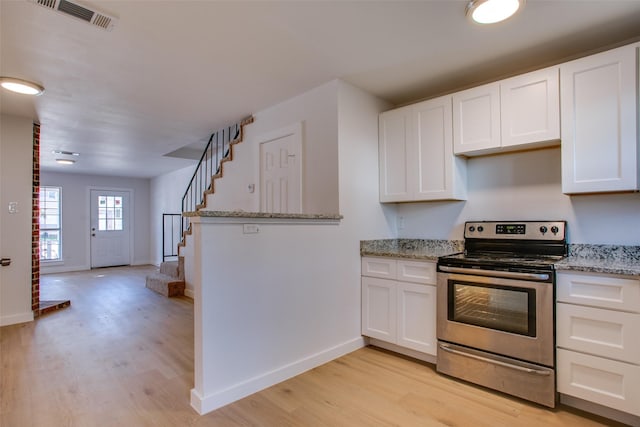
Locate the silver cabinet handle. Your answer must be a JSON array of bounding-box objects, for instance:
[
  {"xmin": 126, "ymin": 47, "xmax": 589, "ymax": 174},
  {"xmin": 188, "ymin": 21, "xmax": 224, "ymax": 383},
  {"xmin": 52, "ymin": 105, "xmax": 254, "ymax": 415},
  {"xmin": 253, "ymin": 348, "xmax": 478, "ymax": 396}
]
[
  {"xmin": 438, "ymin": 265, "xmax": 550, "ymax": 281},
  {"xmin": 439, "ymin": 343, "xmax": 551, "ymax": 376}
]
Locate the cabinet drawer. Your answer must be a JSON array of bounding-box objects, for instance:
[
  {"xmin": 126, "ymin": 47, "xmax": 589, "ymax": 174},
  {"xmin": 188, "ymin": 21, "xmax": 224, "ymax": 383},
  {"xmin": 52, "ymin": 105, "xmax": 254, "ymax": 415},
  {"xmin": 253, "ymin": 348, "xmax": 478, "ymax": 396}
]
[
  {"xmin": 557, "ymin": 348, "xmax": 640, "ymax": 416},
  {"xmin": 557, "ymin": 303, "xmax": 640, "ymax": 364},
  {"xmin": 557, "ymin": 272, "xmax": 640, "ymax": 312},
  {"xmin": 397, "ymin": 260, "xmax": 436, "ymax": 284},
  {"xmin": 361, "ymin": 257, "xmax": 397, "ymax": 279}
]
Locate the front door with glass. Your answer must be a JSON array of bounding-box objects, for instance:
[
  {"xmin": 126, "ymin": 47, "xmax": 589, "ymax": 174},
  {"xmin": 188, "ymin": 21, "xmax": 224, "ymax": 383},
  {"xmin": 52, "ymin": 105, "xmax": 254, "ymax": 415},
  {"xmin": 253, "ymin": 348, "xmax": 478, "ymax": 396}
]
[{"xmin": 90, "ymin": 189, "xmax": 131, "ymax": 268}]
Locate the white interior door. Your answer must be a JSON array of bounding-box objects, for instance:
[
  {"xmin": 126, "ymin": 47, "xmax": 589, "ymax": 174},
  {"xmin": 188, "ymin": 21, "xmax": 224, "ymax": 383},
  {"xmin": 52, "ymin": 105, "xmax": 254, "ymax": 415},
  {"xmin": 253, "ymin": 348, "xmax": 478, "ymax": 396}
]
[
  {"xmin": 259, "ymin": 125, "xmax": 302, "ymax": 213},
  {"xmin": 90, "ymin": 189, "xmax": 131, "ymax": 268}
]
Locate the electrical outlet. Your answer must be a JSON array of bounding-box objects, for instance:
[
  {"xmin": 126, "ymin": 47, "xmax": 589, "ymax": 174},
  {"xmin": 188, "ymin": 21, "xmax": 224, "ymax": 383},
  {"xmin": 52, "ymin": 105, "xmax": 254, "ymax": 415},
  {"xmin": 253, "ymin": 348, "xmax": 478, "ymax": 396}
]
[
  {"xmin": 398, "ymin": 216, "xmax": 405, "ymax": 230},
  {"xmin": 243, "ymin": 224, "xmax": 260, "ymax": 234},
  {"xmin": 8, "ymin": 202, "xmax": 18, "ymax": 214}
]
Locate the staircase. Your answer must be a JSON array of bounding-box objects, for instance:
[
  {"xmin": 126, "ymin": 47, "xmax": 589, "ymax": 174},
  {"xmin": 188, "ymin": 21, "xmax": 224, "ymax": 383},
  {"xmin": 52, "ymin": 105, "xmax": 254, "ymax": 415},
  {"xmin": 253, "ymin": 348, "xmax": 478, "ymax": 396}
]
[
  {"xmin": 148, "ymin": 116, "xmax": 254, "ymax": 297},
  {"xmin": 179, "ymin": 116, "xmax": 254, "ymax": 250},
  {"xmin": 146, "ymin": 257, "xmax": 185, "ymax": 297}
]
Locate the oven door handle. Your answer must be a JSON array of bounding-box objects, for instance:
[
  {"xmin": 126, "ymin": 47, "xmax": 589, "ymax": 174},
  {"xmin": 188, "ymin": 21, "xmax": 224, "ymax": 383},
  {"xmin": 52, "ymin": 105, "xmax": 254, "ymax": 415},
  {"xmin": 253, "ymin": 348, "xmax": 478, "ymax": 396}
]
[
  {"xmin": 439, "ymin": 343, "xmax": 551, "ymax": 376},
  {"xmin": 438, "ymin": 265, "xmax": 550, "ymax": 281}
]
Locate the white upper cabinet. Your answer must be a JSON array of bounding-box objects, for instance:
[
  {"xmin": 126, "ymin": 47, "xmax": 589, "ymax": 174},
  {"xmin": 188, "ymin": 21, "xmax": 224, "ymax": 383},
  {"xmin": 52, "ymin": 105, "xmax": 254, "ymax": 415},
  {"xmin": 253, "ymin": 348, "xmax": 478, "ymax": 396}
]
[
  {"xmin": 561, "ymin": 44, "xmax": 639, "ymax": 194},
  {"xmin": 453, "ymin": 67, "xmax": 560, "ymax": 156},
  {"xmin": 452, "ymin": 82, "xmax": 501, "ymax": 154},
  {"xmin": 501, "ymin": 67, "xmax": 560, "ymax": 148},
  {"xmin": 379, "ymin": 95, "xmax": 467, "ymax": 202},
  {"xmin": 379, "ymin": 106, "xmax": 412, "ymax": 202}
]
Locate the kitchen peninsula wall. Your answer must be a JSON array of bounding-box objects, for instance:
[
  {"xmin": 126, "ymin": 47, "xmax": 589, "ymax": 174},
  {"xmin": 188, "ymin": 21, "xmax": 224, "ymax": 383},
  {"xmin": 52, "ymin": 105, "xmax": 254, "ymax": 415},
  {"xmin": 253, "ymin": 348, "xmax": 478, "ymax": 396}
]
[{"xmin": 395, "ymin": 146, "xmax": 640, "ymax": 245}]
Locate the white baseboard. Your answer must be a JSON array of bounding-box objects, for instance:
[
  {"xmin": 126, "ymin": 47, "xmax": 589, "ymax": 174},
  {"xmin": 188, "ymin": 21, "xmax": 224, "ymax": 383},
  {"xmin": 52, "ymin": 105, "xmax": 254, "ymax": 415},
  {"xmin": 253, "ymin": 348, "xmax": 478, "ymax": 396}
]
[
  {"xmin": 367, "ymin": 338, "xmax": 437, "ymax": 365},
  {"xmin": 184, "ymin": 288, "xmax": 194, "ymax": 299},
  {"xmin": 560, "ymin": 394, "xmax": 640, "ymax": 426},
  {"xmin": 41, "ymin": 264, "xmax": 90, "ymax": 275},
  {"xmin": 1, "ymin": 311, "xmax": 34, "ymax": 327},
  {"xmin": 190, "ymin": 336, "xmax": 366, "ymax": 415}
]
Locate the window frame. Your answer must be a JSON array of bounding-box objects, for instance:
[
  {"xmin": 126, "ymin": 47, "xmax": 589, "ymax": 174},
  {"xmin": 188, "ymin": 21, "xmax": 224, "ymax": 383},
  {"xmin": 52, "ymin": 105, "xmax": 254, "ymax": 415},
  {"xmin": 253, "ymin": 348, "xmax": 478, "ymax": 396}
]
[{"xmin": 39, "ymin": 186, "xmax": 62, "ymax": 262}]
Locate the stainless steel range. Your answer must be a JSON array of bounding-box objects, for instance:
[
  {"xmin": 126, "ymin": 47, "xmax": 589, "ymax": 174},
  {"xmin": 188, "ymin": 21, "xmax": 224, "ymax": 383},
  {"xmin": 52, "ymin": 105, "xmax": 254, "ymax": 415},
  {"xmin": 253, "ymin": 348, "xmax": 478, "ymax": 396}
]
[{"xmin": 436, "ymin": 220, "xmax": 567, "ymax": 408}]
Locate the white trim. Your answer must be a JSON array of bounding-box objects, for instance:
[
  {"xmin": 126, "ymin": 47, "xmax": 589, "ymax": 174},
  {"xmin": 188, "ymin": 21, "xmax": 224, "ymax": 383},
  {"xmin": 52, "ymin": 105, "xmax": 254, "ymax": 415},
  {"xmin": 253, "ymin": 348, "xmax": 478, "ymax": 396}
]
[
  {"xmin": 190, "ymin": 337, "xmax": 365, "ymax": 415},
  {"xmin": 87, "ymin": 187, "xmax": 134, "ymax": 268},
  {"xmin": 367, "ymin": 338, "xmax": 437, "ymax": 364},
  {"xmin": 41, "ymin": 264, "xmax": 90, "ymax": 275},
  {"xmin": 184, "ymin": 288, "xmax": 194, "ymax": 299},
  {"xmin": 0, "ymin": 311, "xmax": 34, "ymax": 326}
]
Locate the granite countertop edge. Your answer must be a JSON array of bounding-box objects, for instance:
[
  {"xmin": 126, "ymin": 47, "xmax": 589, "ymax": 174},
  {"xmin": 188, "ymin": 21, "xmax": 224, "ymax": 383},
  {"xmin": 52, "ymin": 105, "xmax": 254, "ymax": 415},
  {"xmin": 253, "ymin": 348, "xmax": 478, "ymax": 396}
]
[
  {"xmin": 557, "ymin": 244, "xmax": 640, "ymax": 277},
  {"xmin": 184, "ymin": 210, "xmax": 343, "ymax": 220},
  {"xmin": 360, "ymin": 239, "xmax": 464, "ymax": 261},
  {"xmin": 361, "ymin": 240, "xmax": 640, "ymax": 277}
]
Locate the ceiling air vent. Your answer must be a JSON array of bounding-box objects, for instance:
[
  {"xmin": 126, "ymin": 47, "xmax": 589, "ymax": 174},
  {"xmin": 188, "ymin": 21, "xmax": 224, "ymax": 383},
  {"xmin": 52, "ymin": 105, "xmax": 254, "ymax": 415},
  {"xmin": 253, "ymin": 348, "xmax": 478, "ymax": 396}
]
[{"xmin": 29, "ymin": 0, "xmax": 118, "ymax": 31}]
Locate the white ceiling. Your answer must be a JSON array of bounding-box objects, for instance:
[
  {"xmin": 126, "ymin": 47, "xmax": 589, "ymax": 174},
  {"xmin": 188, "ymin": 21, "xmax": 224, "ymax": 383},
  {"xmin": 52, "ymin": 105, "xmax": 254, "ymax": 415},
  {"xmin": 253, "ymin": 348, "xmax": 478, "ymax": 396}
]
[{"xmin": 2, "ymin": 0, "xmax": 640, "ymax": 178}]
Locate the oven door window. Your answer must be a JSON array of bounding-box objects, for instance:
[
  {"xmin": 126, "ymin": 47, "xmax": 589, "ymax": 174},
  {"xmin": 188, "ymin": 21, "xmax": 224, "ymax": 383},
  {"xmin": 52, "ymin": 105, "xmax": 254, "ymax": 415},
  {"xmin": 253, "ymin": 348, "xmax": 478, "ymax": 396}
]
[{"xmin": 448, "ymin": 280, "xmax": 536, "ymax": 337}]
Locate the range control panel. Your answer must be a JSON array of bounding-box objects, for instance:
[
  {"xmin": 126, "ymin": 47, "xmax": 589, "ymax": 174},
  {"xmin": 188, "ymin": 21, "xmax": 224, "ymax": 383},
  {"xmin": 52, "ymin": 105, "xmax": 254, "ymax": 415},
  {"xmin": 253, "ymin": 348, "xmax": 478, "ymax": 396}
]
[{"xmin": 464, "ymin": 221, "xmax": 566, "ymax": 241}]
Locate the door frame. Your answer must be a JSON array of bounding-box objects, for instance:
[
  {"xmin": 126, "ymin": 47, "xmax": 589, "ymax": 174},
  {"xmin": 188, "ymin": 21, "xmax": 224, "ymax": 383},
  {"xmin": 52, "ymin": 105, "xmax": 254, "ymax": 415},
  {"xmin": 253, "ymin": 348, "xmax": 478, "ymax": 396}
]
[
  {"xmin": 86, "ymin": 187, "xmax": 134, "ymax": 268},
  {"xmin": 257, "ymin": 122, "xmax": 303, "ymax": 213}
]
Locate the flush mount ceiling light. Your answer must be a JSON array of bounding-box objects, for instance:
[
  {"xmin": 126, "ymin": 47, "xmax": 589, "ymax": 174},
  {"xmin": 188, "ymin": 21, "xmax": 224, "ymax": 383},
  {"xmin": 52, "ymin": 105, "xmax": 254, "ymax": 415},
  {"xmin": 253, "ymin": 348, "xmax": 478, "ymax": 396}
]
[
  {"xmin": 0, "ymin": 77, "xmax": 45, "ymax": 96},
  {"xmin": 52, "ymin": 150, "xmax": 80, "ymax": 156},
  {"xmin": 56, "ymin": 159, "xmax": 76, "ymax": 165},
  {"xmin": 466, "ymin": 0, "xmax": 524, "ymax": 24}
]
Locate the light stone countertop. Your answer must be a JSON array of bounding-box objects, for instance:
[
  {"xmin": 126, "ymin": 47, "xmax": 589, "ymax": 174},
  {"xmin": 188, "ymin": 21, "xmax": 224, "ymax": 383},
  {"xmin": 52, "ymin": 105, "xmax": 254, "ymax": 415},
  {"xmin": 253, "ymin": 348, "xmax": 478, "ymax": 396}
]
[
  {"xmin": 361, "ymin": 240, "xmax": 640, "ymax": 277},
  {"xmin": 360, "ymin": 239, "xmax": 464, "ymax": 261},
  {"xmin": 556, "ymin": 244, "xmax": 640, "ymax": 277},
  {"xmin": 183, "ymin": 210, "xmax": 343, "ymax": 220}
]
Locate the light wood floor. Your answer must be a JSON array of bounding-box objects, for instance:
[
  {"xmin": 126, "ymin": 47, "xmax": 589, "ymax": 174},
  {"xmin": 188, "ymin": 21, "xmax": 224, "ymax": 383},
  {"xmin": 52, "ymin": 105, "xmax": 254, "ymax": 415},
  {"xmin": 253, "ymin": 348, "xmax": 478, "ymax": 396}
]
[{"xmin": 0, "ymin": 266, "xmax": 628, "ymax": 426}]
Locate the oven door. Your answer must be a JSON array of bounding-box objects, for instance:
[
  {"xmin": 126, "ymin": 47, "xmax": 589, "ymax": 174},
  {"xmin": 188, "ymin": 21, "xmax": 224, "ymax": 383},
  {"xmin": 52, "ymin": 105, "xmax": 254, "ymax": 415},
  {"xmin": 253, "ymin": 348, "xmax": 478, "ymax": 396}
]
[{"xmin": 437, "ymin": 270, "xmax": 554, "ymax": 367}]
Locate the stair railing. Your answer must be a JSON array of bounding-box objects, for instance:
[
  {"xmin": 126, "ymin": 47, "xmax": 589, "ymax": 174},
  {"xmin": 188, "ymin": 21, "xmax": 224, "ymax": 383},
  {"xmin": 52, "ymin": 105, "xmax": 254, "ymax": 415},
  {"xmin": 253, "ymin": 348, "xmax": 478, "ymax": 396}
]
[
  {"xmin": 180, "ymin": 117, "xmax": 252, "ymax": 242},
  {"xmin": 162, "ymin": 213, "xmax": 182, "ymax": 261}
]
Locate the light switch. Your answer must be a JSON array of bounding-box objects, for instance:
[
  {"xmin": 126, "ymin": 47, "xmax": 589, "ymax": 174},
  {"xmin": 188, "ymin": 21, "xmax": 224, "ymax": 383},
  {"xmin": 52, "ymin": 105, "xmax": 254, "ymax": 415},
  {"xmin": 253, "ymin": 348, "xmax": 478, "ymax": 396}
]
[{"xmin": 8, "ymin": 202, "xmax": 18, "ymax": 214}]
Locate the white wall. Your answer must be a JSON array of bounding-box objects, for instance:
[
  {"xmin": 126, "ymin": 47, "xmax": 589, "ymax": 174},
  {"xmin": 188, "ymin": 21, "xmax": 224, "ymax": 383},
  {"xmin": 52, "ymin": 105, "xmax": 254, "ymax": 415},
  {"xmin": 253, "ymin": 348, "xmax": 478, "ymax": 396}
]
[
  {"xmin": 203, "ymin": 80, "xmax": 340, "ymax": 214},
  {"xmin": 39, "ymin": 172, "xmax": 152, "ymax": 273},
  {"xmin": 395, "ymin": 147, "xmax": 640, "ymax": 245},
  {"xmin": 190, "ymin": 80, "xmax": 395, "ymax": 414},
  {"xmin": 149, "ymin": 164, "xmax": 194, "ymax": 266},
  {"xmin": 0, "ymin": 114, "xmax": 34, "ymax": 326}
]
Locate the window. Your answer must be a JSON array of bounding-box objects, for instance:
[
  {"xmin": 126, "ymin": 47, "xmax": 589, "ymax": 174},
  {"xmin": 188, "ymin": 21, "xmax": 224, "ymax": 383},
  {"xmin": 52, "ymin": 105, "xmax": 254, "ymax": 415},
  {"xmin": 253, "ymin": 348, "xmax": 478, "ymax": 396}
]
[
  {"xmin": 39, "ymin": 186, "xmax": 61, "ymax": 261},
  {"xmin": 98, "ymin": 195, "xmax": 123, "ymax": 231}
]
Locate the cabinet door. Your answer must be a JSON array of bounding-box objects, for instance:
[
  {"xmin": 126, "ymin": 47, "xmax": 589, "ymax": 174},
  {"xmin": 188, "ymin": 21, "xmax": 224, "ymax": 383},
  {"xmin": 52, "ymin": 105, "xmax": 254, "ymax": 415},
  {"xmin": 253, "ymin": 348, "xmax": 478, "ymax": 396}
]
[
  {"xmin": 362, "ymin": 277, "xmax": 396, "ymax": 342},
  {"xmin": 561, "ymin": 44, "xmax": 638, "ymax": 194},
  {"xmin": 413, "ymin": 95, "xmax": 466, "ymax": 200},
  {"xmin": 557, "ymin": 348, "xmax": 640, "ymax": 416},
  {"xmin": 452, "ymin": 82, "xmax": 501, "ymax": 155},
  {"xmin": 397, "ymin": 283, "xmax": 437, "ymax": 355},
  {"xmin": 557, "ymin": 303, "xmax": 640, "ymax": 364},
  {"xmin": 379, "ymin": 107, "xmax": 412, "ymax": 202},
  {"xmin": 501, "ymin": 67, "xmax": 560, "ymax": 148}
]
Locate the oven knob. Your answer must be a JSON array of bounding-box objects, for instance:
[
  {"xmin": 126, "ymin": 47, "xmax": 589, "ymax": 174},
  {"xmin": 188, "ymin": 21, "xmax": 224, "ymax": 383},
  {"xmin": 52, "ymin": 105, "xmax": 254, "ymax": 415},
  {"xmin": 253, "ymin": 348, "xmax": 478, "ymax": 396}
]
[
  {"xmin": 477, "ymin": 226, "xmax": 484, "ymax": 233},
  {"xmin": 539, "ymin": 226, "xmax": 548, "ymax": 234},
  {"xmin": 551, "ymin": 226, "xmax": 559, "ymax": 234},
  {"xmin": 469, "ymin": 226, "xmax": 475, "ymax": 232}
]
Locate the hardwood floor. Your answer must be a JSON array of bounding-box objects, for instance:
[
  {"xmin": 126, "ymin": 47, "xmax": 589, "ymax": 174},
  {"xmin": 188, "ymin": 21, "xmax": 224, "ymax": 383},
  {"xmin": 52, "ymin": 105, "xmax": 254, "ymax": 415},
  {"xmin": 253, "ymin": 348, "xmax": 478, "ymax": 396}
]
[{"xmin": 0, "ymin": 266, "xmax": 628, "ymax": 426}]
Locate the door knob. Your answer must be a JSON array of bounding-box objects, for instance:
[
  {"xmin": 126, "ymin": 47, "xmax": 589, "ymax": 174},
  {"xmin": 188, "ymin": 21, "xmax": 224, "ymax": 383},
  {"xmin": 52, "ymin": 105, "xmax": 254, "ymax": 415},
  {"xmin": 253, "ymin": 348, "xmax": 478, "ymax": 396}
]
[{"xmin": 1, "ymin": 258, "xmax": 11, "ymax": 266}]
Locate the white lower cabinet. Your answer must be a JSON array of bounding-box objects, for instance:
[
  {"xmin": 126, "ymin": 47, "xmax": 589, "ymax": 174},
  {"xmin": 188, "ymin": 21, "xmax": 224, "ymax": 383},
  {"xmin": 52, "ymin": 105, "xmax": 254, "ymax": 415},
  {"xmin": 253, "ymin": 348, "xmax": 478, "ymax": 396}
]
[
  {"xmin": 556, "ymin": 271, "xmax": 640, "ymax": 417},
  {"xmin": 361, "ymin": 257, "xmax": 437, "ymax": 355},
  {"xmin": 557, "ymin": 349, "xmax": 640, "ymax": 416}
]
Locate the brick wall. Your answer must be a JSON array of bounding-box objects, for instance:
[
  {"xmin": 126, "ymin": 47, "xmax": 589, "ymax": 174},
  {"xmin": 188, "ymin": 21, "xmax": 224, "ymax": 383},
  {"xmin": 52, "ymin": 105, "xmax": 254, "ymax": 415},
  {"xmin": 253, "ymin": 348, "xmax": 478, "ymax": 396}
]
[{"xmin": 32, "ymin": 123, "xmax": 40, "ymax": 315}]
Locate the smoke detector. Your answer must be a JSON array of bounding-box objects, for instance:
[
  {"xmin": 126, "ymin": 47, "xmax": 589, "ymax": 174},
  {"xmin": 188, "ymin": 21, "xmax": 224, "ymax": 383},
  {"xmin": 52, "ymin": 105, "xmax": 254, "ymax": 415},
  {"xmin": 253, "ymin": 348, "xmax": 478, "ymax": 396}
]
[{"xmin": 28, "ymin": 0, "xmax": 118, "ymax": 31}]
